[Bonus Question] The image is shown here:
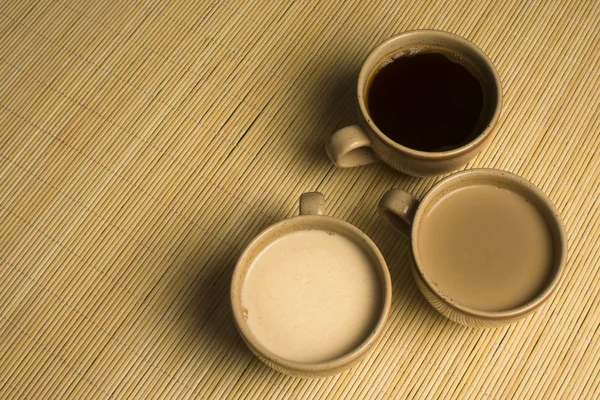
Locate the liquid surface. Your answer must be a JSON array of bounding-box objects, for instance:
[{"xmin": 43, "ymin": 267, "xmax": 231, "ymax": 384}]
[
  {"xmin": 418, "ymin": 184, "xmax": 554, "ymax": 311},
  {"xmin": 242, "ymin": 230, "xmax": 382, "ymax": 363},
  {"xmin": 367, "ymin": 51, "xmax": 484, "ymax": 152}
]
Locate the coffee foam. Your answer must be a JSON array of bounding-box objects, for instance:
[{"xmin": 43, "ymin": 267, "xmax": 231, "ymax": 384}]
[
  {"xmin": 241, "ymin": 229, "xmax": 383, "ymax": 363},
  {"xmin": 417, "ymin": 183, "xmax": 555, "ymax": 311}
]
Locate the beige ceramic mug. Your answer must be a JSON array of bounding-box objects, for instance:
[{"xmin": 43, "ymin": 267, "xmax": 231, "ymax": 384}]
[
  {"xmin": 231, "ymin": 192, "xmax": 392, "ymax": 377},
  {"xmin": 378, "ymin": 169, "xmax": 566, "ymax": 327},
  {"xmin": 326, "ymin": 30, "xmax": 502, "ymax": 177}
]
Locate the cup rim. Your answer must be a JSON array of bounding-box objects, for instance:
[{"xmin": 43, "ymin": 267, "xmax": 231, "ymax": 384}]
[
  {"xmin": 230, "ymin": 215, "xmax": 392, "ymax": 374},
  {"xmin": 357, "ymin": 29, "xmax": 503, "ymax": 161},
  {"xmin": 410, "ymin": 168, "xmax": 567, "ymax": 320}
]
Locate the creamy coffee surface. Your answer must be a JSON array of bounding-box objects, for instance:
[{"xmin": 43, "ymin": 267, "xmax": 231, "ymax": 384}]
[
  {"xmin": 242, "ymin": 229, "xmax": 382, "ymax": 363},
  {"xmin": 419, "ymin": 184, "xmax": 554, "ymax": 311}
]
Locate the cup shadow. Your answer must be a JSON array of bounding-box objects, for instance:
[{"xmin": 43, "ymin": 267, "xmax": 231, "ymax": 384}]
[
  {"xmin": 172, "ymin": 198, "xmax": 293, "ymax": 384},
  {"xmin": 290, "ymin": 61, "xmax": 360, "ymax": 173}
]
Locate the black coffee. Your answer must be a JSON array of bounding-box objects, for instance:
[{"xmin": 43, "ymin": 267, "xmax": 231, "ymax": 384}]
[{"xmin": 367, "ymin": 51, "xmax": 485, "ymax": 152}]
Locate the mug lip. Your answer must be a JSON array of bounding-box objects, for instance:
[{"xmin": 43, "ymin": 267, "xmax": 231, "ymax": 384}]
[
  {"xmin": 357, "ymin": 29, "xmax": 503, "ymax": 161},
  {"xmin": 409, "ymin": 168, "xmax": 567, "ymax": 320},
  {"xmin": 230, "ymin": 214, "xmax": 392, "ymax": 374}
]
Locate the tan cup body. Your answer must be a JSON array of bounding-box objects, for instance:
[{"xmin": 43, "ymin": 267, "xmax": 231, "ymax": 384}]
[
  {"xmin": 327, "ymin": 30, "xmax": 502, "ymax": 177},
  {"xmin": 378, "ymin": 169, "xmax": 566, "ymax": 327},
  {"xmin": 231, "ymin": 193, "xmax": 392, "ymax": 377}
]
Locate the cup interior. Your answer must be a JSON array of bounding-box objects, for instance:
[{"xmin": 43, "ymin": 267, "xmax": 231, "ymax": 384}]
[
  {"xmin": 410, "ymin": 169, "xmax": 566, "ymax": 319},
  {"xmin": 357, "ymin": 30, "xmax": 502, "ymax": 156},
  {"xmin": 231, "ymin": 215, "xmax": 391, "ymax": 373}
]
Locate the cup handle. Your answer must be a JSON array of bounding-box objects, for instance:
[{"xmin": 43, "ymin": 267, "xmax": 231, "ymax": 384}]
[
  {"xmin": 299, "ymin": 192, "xmax": 325, "ymax": 216},
  {"xmin": 378, "ymin": 189, "xmax": 420, "ymax": 238},
  {"xmin": 326, "ymin": 125, "xmax": 380, "ymax": 168}
]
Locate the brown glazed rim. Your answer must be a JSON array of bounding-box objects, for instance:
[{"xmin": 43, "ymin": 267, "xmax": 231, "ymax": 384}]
[
  {"xmin": 230, "ymin": 215, "xmax": 392, "ymax": 374},
  {"xmin": 357, "ymin": 29, "xmax": 503, "ymax": 160},
  {"xmin": 410, "ymin": 169, "xmax": 567, "ymax": 320}
]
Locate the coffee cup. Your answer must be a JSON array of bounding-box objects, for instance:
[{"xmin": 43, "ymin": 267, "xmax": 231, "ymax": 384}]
[
  {"xmin": 231, "ymin": 192, "xmax": 392, "ymax": 376},
  {"xmin": 326, "ymin": 30, "xmax": 502, "ymax": 177},
  {"xmin": 378, "ymin": 169, "xmax": 566, "ymax": 327}
]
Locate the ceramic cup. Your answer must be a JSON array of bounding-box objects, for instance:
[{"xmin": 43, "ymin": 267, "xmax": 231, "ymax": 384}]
[
  {"xmin": 231, "ymin": 192, "xmax": 392, "ymax": 377},
  {"xmin": 326, "ymin": 30, "xmax": 502, "ymax": 177},
  {"xmin": 378, "ymin": 169, "xmax": 566, "ymax": 327}
]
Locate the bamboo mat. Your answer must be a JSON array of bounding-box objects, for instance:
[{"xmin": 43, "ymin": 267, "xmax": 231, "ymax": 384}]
[{"xmin": 0, "ymin": 0, "xmax": 599, "ymax": 398}]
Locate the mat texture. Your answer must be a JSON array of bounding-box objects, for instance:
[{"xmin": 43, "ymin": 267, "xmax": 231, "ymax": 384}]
[{"xmin": 1, "ymin": 0, "xmax": 599, "ymax": 398}]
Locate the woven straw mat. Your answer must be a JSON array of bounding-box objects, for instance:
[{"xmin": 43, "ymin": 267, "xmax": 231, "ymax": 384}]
[{"xmin": 0, "ymin": 0, "xmax": 599, "ymax": 398}]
